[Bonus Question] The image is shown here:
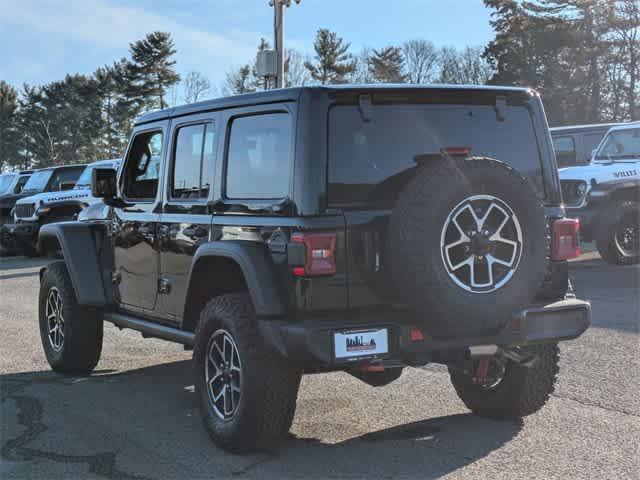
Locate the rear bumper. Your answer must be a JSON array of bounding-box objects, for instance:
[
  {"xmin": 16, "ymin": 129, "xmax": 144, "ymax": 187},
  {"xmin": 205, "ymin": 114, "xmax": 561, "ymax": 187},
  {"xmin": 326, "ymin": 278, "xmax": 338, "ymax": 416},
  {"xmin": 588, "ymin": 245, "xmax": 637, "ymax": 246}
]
[
  {"xmin": 258, "ymin": 299, "xmax": 591, "ymax": 368},
  {"xmin": 0, "ymin": 222, "xmax": 38, "ymax": 252}
]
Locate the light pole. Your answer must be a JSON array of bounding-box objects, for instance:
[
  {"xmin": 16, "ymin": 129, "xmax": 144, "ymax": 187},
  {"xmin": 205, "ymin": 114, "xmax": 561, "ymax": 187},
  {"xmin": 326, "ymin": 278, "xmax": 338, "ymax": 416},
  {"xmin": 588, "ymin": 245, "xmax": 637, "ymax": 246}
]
[{"xmin": 269, "ymin": 0, "xmax": 301, "ymax": 88}]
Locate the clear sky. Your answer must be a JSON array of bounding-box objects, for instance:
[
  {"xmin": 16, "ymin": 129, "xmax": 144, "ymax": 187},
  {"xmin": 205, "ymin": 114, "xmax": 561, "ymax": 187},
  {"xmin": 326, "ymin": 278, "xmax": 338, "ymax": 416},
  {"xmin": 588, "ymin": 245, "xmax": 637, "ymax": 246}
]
[{"xmin": 0, "ymin": 0, "xmax": 494, "ymax": 92}]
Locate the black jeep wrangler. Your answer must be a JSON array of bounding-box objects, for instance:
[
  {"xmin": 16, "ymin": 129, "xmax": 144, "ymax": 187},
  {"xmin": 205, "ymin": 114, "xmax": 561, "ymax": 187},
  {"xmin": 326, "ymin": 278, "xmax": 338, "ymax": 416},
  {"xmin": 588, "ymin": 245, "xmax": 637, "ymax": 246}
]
[{"xmin": 37, "ymin": 85, "xmax": 590, "ymax": 453}]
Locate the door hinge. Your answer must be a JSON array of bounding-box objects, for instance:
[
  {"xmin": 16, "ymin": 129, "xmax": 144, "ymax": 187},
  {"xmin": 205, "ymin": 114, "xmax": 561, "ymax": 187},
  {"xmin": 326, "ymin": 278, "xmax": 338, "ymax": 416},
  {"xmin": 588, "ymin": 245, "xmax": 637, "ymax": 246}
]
[
  {"xmin": 158, "ymin": 276, "xmax": 171, "ymax": 295},
  {"xmin": 111, "ymin": 271, "xmax": 121, "ymax": 285}
]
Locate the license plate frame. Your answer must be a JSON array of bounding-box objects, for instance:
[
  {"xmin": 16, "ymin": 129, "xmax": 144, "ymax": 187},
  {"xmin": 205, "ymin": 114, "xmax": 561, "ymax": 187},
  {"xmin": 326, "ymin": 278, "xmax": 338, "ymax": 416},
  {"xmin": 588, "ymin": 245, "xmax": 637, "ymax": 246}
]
[{"xmin": 333, "ymin": 328, "xmax": 389, "ymax": 360}]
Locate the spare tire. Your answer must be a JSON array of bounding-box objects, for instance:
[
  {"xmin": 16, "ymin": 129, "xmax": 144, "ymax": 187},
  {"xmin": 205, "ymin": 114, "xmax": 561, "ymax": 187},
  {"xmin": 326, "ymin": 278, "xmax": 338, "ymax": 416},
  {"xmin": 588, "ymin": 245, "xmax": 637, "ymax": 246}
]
[{"xmin": 388, "ymin": 157, "xmax": 546, "ymax": 338}]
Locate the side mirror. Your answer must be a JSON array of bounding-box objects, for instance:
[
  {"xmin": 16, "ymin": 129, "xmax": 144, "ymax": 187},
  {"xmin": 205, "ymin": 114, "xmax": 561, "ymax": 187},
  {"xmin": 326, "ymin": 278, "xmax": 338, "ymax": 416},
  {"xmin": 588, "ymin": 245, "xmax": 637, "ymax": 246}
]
[
  {"xmin": 59, "ymin": 181, "xmax": 75, "ymax": 191},
  {"xmin": 92, "ymin": 167, "xmax": 118, "ymax": 202}
]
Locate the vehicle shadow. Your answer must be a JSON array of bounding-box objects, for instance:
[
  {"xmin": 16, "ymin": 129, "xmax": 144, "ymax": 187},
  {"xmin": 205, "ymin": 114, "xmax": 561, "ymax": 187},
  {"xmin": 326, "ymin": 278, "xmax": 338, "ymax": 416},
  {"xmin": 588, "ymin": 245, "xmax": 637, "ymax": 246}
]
[
  {"xmin": 569, "ymin": 256, "xmax": 639, "ymax": 334},
  {"xmin": 1, "ymin": 360, "xmax": 522, "ymax": 479},
  {"xmin": 0, "ymin": 256, "xmax": 48, "ymax": 272}
]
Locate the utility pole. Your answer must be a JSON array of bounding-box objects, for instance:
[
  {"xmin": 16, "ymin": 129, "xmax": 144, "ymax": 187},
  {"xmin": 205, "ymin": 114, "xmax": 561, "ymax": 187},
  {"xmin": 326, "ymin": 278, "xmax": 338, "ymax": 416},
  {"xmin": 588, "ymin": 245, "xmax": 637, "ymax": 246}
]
[{"xmin": 269, "ymin": 0, "xmax": 301, "ymax": 88}]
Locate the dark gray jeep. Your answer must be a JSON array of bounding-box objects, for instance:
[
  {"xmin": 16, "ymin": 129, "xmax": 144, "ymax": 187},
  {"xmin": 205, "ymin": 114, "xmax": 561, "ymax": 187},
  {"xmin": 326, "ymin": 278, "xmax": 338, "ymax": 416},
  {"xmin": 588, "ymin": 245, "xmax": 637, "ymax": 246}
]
[{"xmin": 37, "ymin": 85, "xmax": 590, "ymax": 453}]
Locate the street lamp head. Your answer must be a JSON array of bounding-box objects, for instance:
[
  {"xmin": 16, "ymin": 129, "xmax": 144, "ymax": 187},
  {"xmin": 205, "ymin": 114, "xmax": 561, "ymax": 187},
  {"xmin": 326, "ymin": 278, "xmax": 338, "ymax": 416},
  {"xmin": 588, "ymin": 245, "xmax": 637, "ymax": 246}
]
[{"xmin": 269, "ymin": 0, "xmax": 300, "ymax": 6}]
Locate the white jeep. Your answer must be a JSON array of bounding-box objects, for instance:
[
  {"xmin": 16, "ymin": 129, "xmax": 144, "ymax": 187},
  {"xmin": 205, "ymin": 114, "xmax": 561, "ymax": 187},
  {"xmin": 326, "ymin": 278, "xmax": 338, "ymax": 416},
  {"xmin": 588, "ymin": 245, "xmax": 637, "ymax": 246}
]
[{"xmin": 559, "ymin": 122, "xmax": 640, "ymax": 264}]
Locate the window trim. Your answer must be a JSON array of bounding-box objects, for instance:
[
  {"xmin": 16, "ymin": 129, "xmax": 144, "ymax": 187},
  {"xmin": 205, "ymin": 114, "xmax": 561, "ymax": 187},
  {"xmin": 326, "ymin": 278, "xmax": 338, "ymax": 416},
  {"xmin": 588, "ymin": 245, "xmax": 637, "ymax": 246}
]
[
  {"xmin": 167, "ymin": 121, "xmax": 215, "ymax": 204},
  {"xmin": 222, "ymin": 110, "xmax": 294, "ymax": 202},
  {"xmin": 120, "ymin": 127, "xmax": 165, "ymax": 204}
]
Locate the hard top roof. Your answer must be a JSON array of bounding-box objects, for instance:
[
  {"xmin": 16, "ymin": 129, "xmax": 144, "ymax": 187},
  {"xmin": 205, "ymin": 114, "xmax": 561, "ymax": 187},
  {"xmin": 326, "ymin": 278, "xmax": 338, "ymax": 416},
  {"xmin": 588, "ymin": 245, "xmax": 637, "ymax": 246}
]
[
  {"xmin": 135, "ymin": 84, "xmax": 535, "ymax": 125},
  {"xmin": 32, "ymin": 164, "xmax": 87, "ymax": 172},
  {"xmin": 606, "ymin": 121, "xmax": 640, "ymax": 133},
  {"xmin": 550, "ymin": 122, "xmax": 625, "ymax": 134}
]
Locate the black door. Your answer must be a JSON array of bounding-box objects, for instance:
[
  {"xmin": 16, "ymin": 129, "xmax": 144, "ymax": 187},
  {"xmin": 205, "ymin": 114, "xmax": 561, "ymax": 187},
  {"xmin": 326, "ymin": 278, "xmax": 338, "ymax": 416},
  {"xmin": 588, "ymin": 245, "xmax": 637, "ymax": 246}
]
[
  {"xmin": 113, "ymin": 125, "xmax": 167, "ymax": 312},
  {"xmin": 158, "ymin": 117, "xmax": 217, "ymax": 320}
]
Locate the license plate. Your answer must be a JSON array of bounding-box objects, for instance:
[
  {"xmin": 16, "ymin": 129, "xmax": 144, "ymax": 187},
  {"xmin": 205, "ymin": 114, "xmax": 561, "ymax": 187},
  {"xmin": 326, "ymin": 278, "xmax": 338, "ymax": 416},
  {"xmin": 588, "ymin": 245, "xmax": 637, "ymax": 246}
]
[{"xmin": 334, "ymin": 329, "xmax": 388, "ymax": 359}]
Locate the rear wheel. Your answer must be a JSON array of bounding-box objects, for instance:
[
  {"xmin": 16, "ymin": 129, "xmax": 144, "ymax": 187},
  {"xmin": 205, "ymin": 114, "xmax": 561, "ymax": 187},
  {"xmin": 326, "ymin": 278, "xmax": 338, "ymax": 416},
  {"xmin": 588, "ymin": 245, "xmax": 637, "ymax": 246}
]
[
  {"xmin": 38, "ymin": 261, "xmax": 103, "ymax": 373},
  {"xmin": 596, "ymin": 200, "xmax": 640, "ymax": 265},
  {"xmin": 448, "ymin": 344, "xmax": 559, "ymax": 418},
  {"xmin": 194, "ymin": 293, "xmax": 301, "ymax": 453}
]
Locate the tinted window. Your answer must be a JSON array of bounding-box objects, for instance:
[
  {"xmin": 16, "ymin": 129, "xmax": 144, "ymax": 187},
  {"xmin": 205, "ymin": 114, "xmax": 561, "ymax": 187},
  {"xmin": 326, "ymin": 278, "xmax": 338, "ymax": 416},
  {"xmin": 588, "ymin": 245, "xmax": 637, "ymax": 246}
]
[
  {"xmin": 329, "ymin": 104, "xmax": 544, "ymax": 206},
  {"xmin": 583, "ymin": 133, "xmax": 605, "ymax": 159},
  {"xmin": 48, "ymin": 167, "xmax": 83, "ymax": 191},
  {"xmin": 123, "ymin": 131, "xmax": 163, "ymax": 200},
  {"xmin": 553, "ymin": 136, "xmax": 575, "ymax": 154},
  {"xmin": 226, "ymin": 113, "xmax": 292, "ymax": 199},
  {"xmin": 596, "ymin": 128, "xmax": 640, "ymax": 160},
  {"xmin": 171, "ymin": 124, "xmax": 215, "ymax": 200},
  {"xmin": 22, "ymin": 170, "xmax": 53, "ymax": 193},
  {"xmin": 173, "ymin": 125, "xmax": 205, "ymax": 199},
  {"xmin": 15, "ymin": 175, "xmax": 30, "ymax": 194},
  {"xmin": 0, "ymin": 174, "xmax": 15, "ymax": 194}
]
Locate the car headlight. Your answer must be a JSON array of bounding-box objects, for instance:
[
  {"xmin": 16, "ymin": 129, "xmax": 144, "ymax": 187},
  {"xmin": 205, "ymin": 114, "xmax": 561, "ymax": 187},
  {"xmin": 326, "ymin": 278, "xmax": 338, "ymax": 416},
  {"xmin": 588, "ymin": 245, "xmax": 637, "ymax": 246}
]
[{"xmin": 575, "ymin": 181, "xmax": 588, "ymax": 198}]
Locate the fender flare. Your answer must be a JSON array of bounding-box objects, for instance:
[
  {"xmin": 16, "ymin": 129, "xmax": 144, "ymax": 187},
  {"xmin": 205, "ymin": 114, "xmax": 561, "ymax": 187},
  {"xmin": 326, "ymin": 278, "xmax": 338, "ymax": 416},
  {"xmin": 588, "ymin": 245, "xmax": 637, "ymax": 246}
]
[
  {"xmin": 187, "ymin": 241, "xmax": 286, "ymax": 318},
  {"xmin": 38, "ymin": 222, "xmax": 106, "ymax": 306}
]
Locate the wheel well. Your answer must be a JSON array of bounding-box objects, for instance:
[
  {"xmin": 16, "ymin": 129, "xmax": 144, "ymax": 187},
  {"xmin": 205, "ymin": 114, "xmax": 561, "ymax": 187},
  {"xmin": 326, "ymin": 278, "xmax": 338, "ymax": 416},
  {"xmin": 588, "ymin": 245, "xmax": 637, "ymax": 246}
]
[
  {"xmin": 609, "ymin": 186, "xmax": 640, "ymax": 204},
  {"xmin": 182, "ymin": 257, "xmax": 248, "ymax": 333},
  {"xmin": 38, "ymin": 234, "xmax": 62, "ymax": 257}
]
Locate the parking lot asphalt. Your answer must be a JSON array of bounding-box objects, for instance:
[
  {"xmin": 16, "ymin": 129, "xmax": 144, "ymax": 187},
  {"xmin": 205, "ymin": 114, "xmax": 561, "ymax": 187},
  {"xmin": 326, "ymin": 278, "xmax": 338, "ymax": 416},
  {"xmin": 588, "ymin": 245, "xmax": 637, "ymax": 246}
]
[{"xmin": 0, "ymin": 253, "xmax": 638, "ymax": 479}]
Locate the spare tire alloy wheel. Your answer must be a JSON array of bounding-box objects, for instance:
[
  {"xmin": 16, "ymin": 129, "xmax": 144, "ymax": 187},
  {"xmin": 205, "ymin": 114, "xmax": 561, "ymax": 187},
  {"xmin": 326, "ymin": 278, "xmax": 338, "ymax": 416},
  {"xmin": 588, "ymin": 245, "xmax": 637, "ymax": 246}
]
[
  {"xmin": 441, "ymin": 194, "xmax": 523, "ymax": 293},
  {"xmin": 205, "ymin": 329, "xmax": 242, "ymax": 420},
  {"xmin": 46, "ymin": 287, "xmax": 65, "ymax": 352}
]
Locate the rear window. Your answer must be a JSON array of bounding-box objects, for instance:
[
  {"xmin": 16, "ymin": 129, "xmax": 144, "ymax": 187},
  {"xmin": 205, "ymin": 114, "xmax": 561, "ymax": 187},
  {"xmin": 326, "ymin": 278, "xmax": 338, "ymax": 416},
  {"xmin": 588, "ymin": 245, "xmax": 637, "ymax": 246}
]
[{"xmin": 329, "ymin": 104, "xmax": 544, "ymax": 207}]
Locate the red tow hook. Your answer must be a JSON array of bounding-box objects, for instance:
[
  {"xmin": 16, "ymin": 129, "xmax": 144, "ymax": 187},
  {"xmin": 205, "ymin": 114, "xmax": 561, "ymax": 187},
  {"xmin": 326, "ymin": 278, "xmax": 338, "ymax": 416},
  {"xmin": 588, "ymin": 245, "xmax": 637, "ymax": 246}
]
[{"xmin": 475, "ymin": 356, "xmax": 492, "ymax": 385}]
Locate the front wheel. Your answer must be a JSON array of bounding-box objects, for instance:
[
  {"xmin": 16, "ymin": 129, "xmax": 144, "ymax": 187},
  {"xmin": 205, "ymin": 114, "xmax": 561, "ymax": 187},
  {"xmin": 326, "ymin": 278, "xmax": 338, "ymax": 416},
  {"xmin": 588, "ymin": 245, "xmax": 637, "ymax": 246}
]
[
  {"xmin": 596, "ymin": 200, "xmax": 640, "ymax": 265},
  {"xmin": 38, "ymin": 261, "xmax": 103, "ymax": 373},
  {"xmin": 194, "ymin": 294, "xmax": 301, "ymax": 453},
  {"xmin": 449, "ymin": 344, "xmax": 559, "ymax": 419}
]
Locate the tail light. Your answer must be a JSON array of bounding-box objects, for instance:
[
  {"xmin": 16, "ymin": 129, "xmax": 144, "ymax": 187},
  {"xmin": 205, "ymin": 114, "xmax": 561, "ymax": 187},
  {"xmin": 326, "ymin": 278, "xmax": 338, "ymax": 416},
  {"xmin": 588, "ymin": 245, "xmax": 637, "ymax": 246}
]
[
  {"xmin": 442, "ymin": 146, "xmax": 471, "ymax": 156},
  {"xmin": 290, "ymin": 232, "xmax": 337, "ymax": 276},
  {"xmin": 551, "ymin": 218, "xmax": 580, "ymax": 260}
]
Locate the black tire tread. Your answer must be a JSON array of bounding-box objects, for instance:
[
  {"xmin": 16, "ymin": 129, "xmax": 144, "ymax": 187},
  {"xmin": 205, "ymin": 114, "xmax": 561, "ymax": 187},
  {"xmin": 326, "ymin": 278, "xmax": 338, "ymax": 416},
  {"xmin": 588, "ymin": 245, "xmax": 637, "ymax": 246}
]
[
  {"xmin": 449, "ymin": 344, "xmax": 559, "ymax": 418},
  {"xmin": 595, "ymin": 200, "xmax": 640, "ymax": 265},
  {"xmin": 194, "ymin": 293, "xmax": 300, "ymax": 453},
  {"xmin": 39, "ymin": 261, "xmax": 103, "ymax": 373}
]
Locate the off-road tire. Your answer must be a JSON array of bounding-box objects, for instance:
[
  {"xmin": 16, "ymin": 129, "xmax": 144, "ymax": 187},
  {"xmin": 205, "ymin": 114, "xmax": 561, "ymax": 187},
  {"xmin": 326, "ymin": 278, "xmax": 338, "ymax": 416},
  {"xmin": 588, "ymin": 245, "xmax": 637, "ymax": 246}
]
[
  {"xmin": 388, "ymin": 157, "xmax": 546, "ymax": 338},
  {"xmin": 194, "ymin": 293, "xmax": 301, "ymax": 453},
  {"xmin": 595, "ymin": 200, "xmax": 640, "ymax": 265},
  {"xmin": 38, "ymin": 261, "xmax": 103, "ymax": 373},
  {"xmin": 449, "ymin": 344, "xmax": 559, "ymax": 418}
]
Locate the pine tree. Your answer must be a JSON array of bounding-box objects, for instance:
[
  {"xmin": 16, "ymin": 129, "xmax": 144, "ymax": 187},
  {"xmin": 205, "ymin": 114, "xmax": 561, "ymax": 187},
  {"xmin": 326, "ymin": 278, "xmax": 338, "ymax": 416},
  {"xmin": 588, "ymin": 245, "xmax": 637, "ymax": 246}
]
[
  {"xmin": 0, "ymin": 81, "xmax": 20, "ymax": 171},
  {"xmin": 304, "ymin": 29, "xmax": 355, "ymax": 84},
  {"xmin": 369, "ymin": 46, "xmax": 407, "ymax": 83},
  {"xmin": 128, "ymin": 32, "xmax": 181, "ymax": 110}
]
